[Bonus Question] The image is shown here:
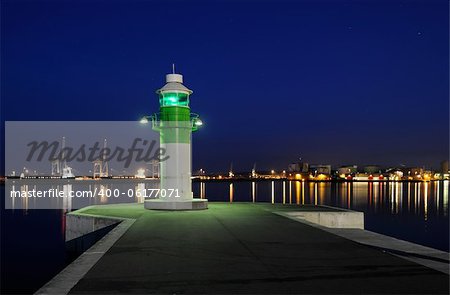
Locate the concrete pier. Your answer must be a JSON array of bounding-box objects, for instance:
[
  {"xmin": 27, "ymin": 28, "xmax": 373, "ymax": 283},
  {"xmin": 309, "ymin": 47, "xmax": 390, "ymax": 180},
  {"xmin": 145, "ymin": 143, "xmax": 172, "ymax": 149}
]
[
  {"xmin": 65, "ymin": 211, "xmax": 123, "ymax": 241},
  {"xmin": 38, "ymin": 203, "xmax": 449, "ymax": 294}
]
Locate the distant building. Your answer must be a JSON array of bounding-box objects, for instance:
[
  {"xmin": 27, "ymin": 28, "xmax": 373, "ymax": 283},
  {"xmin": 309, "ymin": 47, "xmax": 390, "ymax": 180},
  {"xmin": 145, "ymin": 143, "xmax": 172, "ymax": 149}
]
[
  {"xmin": 364, "ymin": 165, "xmax": 381, "ymax": 174},
  {"xmin": 390, "ymin": 170, "xmax": 403, "ymax": 180},
  {"xmin": 409, "ymin": 167, "xmax": 424, "ymax": 177},
  {"xmin": 310, "ymin": 164, "xmax": 332, "ymax": 175},
  {"xmin": 288, "ymin": 162, "xmax": 309, "ymax": 173},
  {"xmin": 385, "ymin": 168, "xmax": 403, "ymax": 180},
  {"xmin": 338, "ymin": 165, "xmax": 357, "ymax": 175},
  {"xmin": 354, "ymin": 173, "xmax": 384, "ymax": 181},
  {"xmin": 441, "ymin": 160, "xmax": 449, "ymax": 174}
]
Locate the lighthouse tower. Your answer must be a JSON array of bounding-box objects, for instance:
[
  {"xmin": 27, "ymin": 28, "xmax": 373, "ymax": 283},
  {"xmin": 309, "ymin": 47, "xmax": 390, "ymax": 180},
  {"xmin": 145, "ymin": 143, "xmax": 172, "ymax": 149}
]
[{"xmin": 144, "ymin": 69, "xmax": 208, "ymax": 210}]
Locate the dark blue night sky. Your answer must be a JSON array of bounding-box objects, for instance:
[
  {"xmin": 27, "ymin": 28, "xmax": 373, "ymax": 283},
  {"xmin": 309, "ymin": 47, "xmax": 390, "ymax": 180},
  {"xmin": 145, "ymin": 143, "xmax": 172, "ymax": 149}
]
[{"xmin": 2, "ymin": 0, "xmax": 448, "ymax": 173}]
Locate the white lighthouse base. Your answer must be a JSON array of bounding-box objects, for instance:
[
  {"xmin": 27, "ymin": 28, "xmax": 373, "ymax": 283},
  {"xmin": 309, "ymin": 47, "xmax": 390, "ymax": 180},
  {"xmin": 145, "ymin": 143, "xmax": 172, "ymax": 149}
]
[{"xmin": 144, "ymin": 199, "xmax": 208, "ymax": 211}]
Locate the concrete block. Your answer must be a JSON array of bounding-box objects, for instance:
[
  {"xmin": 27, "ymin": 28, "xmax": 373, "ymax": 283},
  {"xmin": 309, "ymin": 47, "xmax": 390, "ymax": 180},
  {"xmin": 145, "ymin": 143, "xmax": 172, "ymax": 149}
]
[
  {"xmin": 144, "ymin": 199, "xmax": 208, "ymax": 210},
  {"xmin": 286, "ymin": 211, "xmax": 364, "ymax": 229},
  {"xmin": 66, "ymin": 214, "xmax": 121, "ymax": 241}
]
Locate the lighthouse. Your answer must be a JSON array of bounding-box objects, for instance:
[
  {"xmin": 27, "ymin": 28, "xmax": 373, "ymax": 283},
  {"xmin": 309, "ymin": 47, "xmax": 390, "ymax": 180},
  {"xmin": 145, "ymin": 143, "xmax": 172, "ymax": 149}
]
[{"xmin": 144, "ymin": 68, "xmax": 208, "ymax": 210}]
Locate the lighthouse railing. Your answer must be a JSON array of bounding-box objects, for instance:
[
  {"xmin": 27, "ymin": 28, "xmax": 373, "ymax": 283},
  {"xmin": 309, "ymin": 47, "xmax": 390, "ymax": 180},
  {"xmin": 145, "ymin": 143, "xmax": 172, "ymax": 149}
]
[{"xmin": 150, "ymin": 113, "xmax": 201, "ymax": 132}]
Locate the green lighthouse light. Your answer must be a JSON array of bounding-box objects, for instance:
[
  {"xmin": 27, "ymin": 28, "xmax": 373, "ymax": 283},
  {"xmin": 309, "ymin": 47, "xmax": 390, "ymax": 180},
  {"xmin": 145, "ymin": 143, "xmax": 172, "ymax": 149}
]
[{"xmin": 160, "ymin": 92, "xmax": 189, "ymax": 107}]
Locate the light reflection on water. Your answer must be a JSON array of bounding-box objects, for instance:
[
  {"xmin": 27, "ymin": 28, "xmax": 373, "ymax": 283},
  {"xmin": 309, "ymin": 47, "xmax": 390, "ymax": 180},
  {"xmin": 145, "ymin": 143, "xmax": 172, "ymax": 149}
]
[
  {"xmin": 252, "ymin": 181, "xmax": 256, "ymax": 202},
  {"xmin": 229, "ymin": 183, "xmax": 234, "ymax": 203},
  {"xmin": 10, "ymin": 180, "xmax": 447, "ymax": 219},
  {"xmin": 193, "ymin": 180, "xmax": 449, "ymax": 251},
  {"xmin": 205, "ymin": 180, "xmax": 449, "ymax": 219}
]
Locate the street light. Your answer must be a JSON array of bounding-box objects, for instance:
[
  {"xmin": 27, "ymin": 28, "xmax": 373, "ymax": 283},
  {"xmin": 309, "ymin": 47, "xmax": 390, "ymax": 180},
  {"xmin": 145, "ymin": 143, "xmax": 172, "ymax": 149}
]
[
  {"xmin": 140, "ymin": 116, "xmax": 150, "ymax": 124},
  {"xmin": 194, "ymin": 118, "xmax": 203, "ymax": 126}
]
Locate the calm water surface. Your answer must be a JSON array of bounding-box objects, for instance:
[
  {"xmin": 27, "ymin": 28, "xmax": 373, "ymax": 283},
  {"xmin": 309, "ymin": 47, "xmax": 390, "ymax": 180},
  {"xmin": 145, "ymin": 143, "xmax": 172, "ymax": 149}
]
[{"xmin": 1, "ymin": 180, "xmax": 449, "ymax": 293}]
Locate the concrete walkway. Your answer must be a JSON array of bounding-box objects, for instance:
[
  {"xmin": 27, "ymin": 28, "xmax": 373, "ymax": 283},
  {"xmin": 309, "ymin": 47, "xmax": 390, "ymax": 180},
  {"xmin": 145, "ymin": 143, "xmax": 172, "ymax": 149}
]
[{"xmin": 66, "ymin": 203, "xmax": 448, "ymax": 294}]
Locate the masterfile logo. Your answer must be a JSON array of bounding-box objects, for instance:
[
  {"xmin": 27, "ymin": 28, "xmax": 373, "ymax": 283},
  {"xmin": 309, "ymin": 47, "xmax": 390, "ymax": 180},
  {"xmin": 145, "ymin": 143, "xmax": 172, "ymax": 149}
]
[
  {"xmin": 5, "ymin": 121, "xmax": 164, "ymax": 174},
  {"xmin": 25, "ymin": 137, "xmax": 167, "ymax": 168}
]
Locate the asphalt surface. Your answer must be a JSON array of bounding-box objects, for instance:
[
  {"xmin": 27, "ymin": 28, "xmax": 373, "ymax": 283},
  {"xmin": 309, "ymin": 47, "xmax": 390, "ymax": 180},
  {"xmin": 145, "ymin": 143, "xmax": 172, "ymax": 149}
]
[{"xmin": 69, "ymin": 203, "xmax": 449, "ymax": 294}]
